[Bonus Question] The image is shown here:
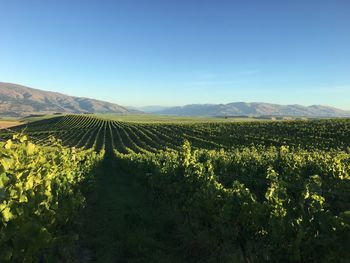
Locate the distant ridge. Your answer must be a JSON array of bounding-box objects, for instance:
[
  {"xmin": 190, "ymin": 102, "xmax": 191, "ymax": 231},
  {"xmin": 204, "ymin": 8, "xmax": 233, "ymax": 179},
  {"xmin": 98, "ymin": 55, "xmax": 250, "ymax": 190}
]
[
  {"xmin": 0, "ymin": 82, "xmax": 141, "ymax": 116},
  {"xmin": 1, "ymin": 82, "xmax": 348, "ymax": 118},
  {"xmin": 151, "ymin": 102, "xmax": 350, "ymax": 117}
]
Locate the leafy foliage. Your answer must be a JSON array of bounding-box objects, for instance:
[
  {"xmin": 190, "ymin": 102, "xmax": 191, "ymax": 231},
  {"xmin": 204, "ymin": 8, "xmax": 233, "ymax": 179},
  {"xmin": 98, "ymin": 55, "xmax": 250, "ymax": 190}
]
[
  {"xmin": 1, "ymin": 115, "xmax": 349, "ymax": 262},
  {"xmin": 116, "ymin": 142, "xmax": 350, "ymax": 262},
  {"xmin": 0, "ymin": 135, "xmax": 103, "ymax": 262}
]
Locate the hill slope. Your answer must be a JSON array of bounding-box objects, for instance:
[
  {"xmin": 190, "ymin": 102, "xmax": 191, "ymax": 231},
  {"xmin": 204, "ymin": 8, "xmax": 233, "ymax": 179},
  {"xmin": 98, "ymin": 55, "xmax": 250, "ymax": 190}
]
[
  {"xmin": 0, "ymin": 82, "xmax": 139, "ymax": 116},
  {"xmin": 153, "ymin": 102, "xmax": 350, "ymax": 117}
]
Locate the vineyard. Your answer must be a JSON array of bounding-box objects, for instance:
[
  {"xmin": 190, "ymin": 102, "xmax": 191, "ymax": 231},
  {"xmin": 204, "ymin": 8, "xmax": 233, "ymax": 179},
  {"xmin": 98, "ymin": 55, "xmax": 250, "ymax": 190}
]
[
  {"xmin": 0, "ymin": 115, "xmax": 349, "ymax": 262},
  {"xmin": 2, "ymin": 114, "xmax": 350, "ymax": 152}
]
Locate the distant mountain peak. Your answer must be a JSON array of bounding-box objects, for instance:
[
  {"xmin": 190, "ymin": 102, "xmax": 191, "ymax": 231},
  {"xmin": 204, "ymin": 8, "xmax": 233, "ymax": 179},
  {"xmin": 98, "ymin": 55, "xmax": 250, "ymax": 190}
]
[{"xmin": 0, "ymin": 82, "xmax": 141, "ymax": 116}]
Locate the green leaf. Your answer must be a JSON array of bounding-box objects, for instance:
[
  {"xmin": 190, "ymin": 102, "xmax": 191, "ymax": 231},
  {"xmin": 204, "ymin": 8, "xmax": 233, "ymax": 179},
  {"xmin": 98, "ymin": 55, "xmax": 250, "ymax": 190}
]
[
  {"xmin": 19, "ymin": 135, "xmax": 28, "ymax": 143},
  {"xmin": 0, "ymin": 173, "xmax": 10, "ymax": 187},
  {"xmin": 19, "ymin": 194, "xmax": 28, "ymax": 203},
  {"xmin": 0, "ymin": 158, "xmax": 12, "ymax": 172},
  {"xmin": 2, "ymin": 207, "xmax": 14, "ymax": 222},
  {"xmin": 4, "ymin": 140, "xmax": 12, "ymax": 150},
  {"xmin": 26, "ymin": 142, "xmax": 36, "ymax": 155}
]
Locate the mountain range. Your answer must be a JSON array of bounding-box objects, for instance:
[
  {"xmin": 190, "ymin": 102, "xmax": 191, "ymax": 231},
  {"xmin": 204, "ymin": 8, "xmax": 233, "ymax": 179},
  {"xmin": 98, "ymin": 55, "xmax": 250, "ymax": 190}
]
[
  {"xmin": 144, "ymin": 103, "xmax": 350, "ymax": 117},
  {"xmin": 0, "ymin": 82, "xmax": 349, "ymax": 117},
  {"xmin": 0, "ymin": 82, "xmax": 139, "ymax": 116}
]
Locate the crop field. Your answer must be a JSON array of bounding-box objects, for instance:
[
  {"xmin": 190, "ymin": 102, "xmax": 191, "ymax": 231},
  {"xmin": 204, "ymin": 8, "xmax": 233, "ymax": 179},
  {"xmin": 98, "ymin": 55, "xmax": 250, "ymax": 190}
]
[
  {"xmin": 0, "ymin": 115, "xmax": 349, "ymax": 262},
  {"xmin": 93, "ymin": 113, "xmax": 274, "ymax": 123},
  {"xmin": 2, "ymin": 114, "xmax": 350, "ymax": 152}
]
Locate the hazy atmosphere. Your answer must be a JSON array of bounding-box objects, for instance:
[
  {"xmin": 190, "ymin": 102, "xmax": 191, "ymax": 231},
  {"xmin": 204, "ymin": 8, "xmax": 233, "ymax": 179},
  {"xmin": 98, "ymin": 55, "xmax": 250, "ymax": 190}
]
[{"xmin": 1, "ymin": 0, "xmax": 349, "ymax": 109}]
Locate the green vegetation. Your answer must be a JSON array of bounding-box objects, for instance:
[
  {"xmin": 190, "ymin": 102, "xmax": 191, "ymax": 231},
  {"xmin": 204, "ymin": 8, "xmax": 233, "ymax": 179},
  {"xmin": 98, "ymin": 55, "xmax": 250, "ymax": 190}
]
[
  {"xmin": 0, "ymin": 115, "xmax": 349, "ymax": 262},
  {"xmin": 0, "ymin": 135, "xmax": 103, "ymax": 261},
  {"xmin": 93, "ymin": 113, "xmax": 267, "ymax": 123},
  {"xmin": 19, "ymin": 114, "xmax": 62, "ymax": 123},
  {"xmin": 116, "ymin": 144, "xmax": 350, "ymax": 262},
  {"xmin": 3, "ymin": 115, "xmax": 350, "ymax": 152}
]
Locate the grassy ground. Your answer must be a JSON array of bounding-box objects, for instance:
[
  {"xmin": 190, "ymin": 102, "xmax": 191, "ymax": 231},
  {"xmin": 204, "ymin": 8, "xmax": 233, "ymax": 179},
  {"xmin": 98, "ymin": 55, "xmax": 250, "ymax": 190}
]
[
  {"xmin": 0, "ymin": 120, "xmax": 23, "ymax": 129},
  {"xmin": 0, "ymin": 114, "xmax": 63, "ymax": 128},
  {"xmin": 1, "ymin": 113, "xmax": 280, "ymax": 125},
  {"xmin": 0, "ymin": 113, "xmax": 318, "ymax": 125},
  {"xmin": 92, "ymin": 113, "xmax": 270, "ymax": 123},
  {"xmin": 1, "ymin": 113, "xmax": 272, "ymax": 125},
  {"xmin": 77, "ymin": 153, "xmax": 181, "ymax": 263},
  {"xmin": 20, "ymin": 114, "xmax": 64, "ymax": 122}
]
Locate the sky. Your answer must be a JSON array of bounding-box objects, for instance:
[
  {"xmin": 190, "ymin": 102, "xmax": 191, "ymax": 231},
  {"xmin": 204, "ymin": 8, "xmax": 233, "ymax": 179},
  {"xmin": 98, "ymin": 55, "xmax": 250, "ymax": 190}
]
[{"xmin": 0, "ymin": 0, "xmax": 349, "ymax": 109}]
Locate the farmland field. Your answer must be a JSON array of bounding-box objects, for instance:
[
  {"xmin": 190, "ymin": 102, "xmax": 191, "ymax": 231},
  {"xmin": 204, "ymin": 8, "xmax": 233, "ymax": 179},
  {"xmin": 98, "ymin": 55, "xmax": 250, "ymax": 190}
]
[
  {"xmin": 0, "ymin": 119, "xmax": 23, "ymax": 129},
  {"xmin": 0, "ymin": 115, "xmax": 349, "ymax": 262},
  {"xmin": 2, "ymin": 114, "xmax": 349, "ymax": 152}
]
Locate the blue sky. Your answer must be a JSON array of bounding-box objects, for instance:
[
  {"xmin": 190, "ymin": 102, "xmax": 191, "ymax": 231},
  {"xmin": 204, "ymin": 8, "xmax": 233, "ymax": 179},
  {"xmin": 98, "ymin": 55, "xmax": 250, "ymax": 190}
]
[{"xmin": 1, "ymin": 0, "xmax": 349, "ymax": 109}]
